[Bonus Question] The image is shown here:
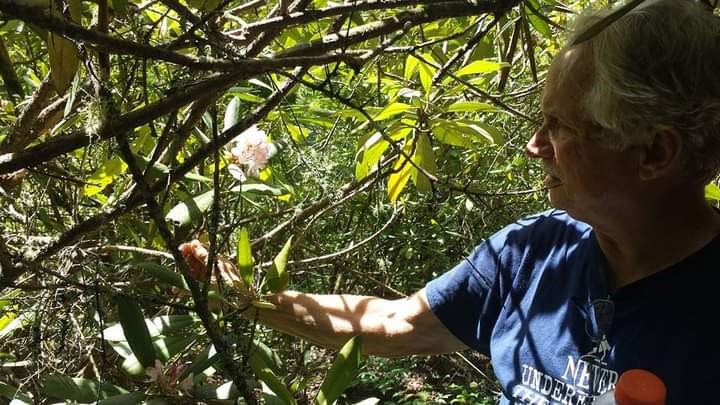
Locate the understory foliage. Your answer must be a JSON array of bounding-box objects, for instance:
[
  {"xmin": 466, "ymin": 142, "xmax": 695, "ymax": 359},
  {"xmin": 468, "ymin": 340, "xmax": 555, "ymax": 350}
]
[{"xmin": 0, "ymin": 0, "xmax": 682, "ymax": 403}]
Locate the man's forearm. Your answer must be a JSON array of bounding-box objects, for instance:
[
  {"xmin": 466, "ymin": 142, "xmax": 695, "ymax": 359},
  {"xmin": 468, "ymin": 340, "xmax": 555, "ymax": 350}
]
[{"xmin": 243, "ymin": 290, "xmax": 467, "ymax": 357}]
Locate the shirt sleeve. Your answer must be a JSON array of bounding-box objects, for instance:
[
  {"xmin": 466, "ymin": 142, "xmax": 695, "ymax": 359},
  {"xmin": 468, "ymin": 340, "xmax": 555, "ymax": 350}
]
[
  {"xmin": 425, "ymin": 239, "xmax": 506, "ymax": 354},
  {"xmin": 424, "ymin": 213, "xmax": 546, "ymax": 354}
]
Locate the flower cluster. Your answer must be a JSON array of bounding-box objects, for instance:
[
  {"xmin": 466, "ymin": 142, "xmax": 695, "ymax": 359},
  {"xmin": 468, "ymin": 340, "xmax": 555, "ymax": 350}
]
[
  {"xmin": 145, "ymin": 360, "xmax": 194, "ymax": 395},
  {"xmin": 228, "ymin": 125, "xmax": 276, "ymax": 178}
]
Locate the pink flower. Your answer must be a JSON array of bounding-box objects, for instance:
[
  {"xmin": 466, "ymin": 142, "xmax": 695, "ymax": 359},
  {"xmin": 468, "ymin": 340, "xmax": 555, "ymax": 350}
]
[
  {"xmin": 145, "ymin": 360, "xmax": 194, "ymax": 395},
  {"xmin": 229, "ymin": 125, "xmax": 276, "ymax": 176}
]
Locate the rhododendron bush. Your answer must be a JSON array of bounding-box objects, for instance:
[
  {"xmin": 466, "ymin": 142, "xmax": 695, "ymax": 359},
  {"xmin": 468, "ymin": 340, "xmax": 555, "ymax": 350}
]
[{"xmin": 0, "ymin": 0, "xmax": 584, "ymax": 402}]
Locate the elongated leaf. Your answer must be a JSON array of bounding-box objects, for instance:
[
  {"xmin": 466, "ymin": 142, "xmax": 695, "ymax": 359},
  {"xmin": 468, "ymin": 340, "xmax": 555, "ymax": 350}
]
[
  {"xmin": 265, "ymin": 236, "xmax": 292, "ymax": 293},
  {"xmin": 191, "ymin": 381, "xmax": 239, "ymax": 400},
  {"xmin": 524, "ymin": 0, "xmax": 552, "ymax": 38},
  {"xmin": 120, "ymin": 335, "xmax": 195, "ymax": 375},
  {"xmin": 102, "ymin": 314, "xmax": 197, "ymax": 342},
  {"xmin": 447, "ymin": 101, "xmax": 498, "ymax": 113},
  {"xmin": 83, "ymin": 157, "xmax": 128, "ymax": 197},
  {"xmin": 705, "ymin": 183, "xmax": 720, "ymax": 201},
  {"xmin": 431, "ymin": 121, "xmax": 473, "ymax": 148},
  {"xmin": 254, "ymin": 367, "xmax": 296, "ymax": 405},
  {"xmin": 387, "ymin": 141, "xmax": 414, "ymax": 203},
  {"xmin": 417, "ymin": 54, "xmax": 437, "ymax": 95},
  {"xmin": 404, "ymin": 54, "xmax": 419, "ymax": 80},
  {"xmin": 237, "ymin": 227, "xmax": 253, "ymax": 288},
  {"xmin": 183, "ymin": 344, "xmax": 220, "ymax": 381},
  {"xmin": 98, "ymin": 391, "xmax": 146, "ymax": 405},
  {"xmin": 0, "ymin": 312, "xmax": 32, "ymax": 340},
  {"xmin": 109, "ymin": 0, "xmax": 128, "ymax": 16},
  {"xmin": 315, "ymin": 336, "xmax": 363, "ymax": 405},
  {"xmin": 116, "ymin": 296, "xmax": 156, "ymax": 368},
  {"xmin": 411, "ymin": 132, "xmax": 437, "ymax": 193},
  {"xmin": 224, "ymin": 97, "xmax": 241, "ymax": 131},
  {"xmin": 165, "ymin": 190, "xmax": 214, "ymax": 226},
  {"xmin": 230, "ymin": 180, "xmax": 284, "ymax": 196},
  {"xmin": 373, "ymin": 102, "xmax": 412, "ymax": 121},
  {"xmin": 131, "ymin": 261, "xmax": 188, "ymax": 290},
  {"xmin": 43, "ymin": 375, "xmax": 128, "ymax": 402},
  {"xmin": 0, "ymin": 381, "xmax": 32, "ymax": 404},
  {"xmin": 0, "ymin": 36, "xmax": 24, "ymax": 98},
  {"xmin": 355, "ymin": 132, "xmax": 390, "ymax": 180},
  {"xmin": 249, "ymin": 340, "xmax": 284, "ymax": 376},
  {"xmin": 455, "ymin": 59, "xmax": 508, "ymax": 76},
  {"xmin": 47, "ymin": 0, "xmax": 81, "ymax": 94},
  {"xmin": 286, "ymin": 123, "xmax": 308, "ymax": 144}
]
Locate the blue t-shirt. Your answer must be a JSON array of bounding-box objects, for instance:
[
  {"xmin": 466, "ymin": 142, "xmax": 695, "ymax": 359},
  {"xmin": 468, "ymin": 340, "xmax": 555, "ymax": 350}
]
[{"xmin": 426, "ymin": 209, "xmax": 720, "ymax": 404}]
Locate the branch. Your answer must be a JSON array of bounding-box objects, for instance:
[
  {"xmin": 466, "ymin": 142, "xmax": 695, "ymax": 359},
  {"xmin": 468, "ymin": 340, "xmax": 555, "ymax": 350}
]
[
  {"xmin": 0, "ymin": 2, "xmax": 362, "ymax": 72},
  {"xmin": 0, "ymin": 72, "xmax": 241, "ymax": 175},
  {"xmin": 271, "ymin": 0, "xmax": 515, "ymax": 58},
  {"xmin": 0, "ymin": 72, "xmax": 300, "ymax": 288},
  {"xmin": 250, "ymin": 160, "xmax": 389, "ymax": 251},
  {"xmin": 115, "ymin": 120, "xmax": 258, "ymax": 405},
  {"xmin": 236, "ymin": 0, "xmax": 465, "ymax": 37},
  {"xmin": 2, "ymin": 77, "xmax": 55, "ymax": 154},
  {"xmin": 265, "ymin": 206, "xmax": 399, "ymax": 268}
]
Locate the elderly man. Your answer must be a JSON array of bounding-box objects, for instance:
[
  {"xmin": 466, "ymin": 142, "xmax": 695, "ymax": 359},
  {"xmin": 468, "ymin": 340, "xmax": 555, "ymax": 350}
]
[{"xmin": 184, "ymin": 0, "xmax": 720, "ymax": 403}]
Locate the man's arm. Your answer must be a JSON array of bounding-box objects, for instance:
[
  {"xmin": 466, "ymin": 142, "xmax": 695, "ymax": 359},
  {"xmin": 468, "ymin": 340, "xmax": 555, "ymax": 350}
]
[
  {"xmin": 179, "ymin": 240, "xmax": 467, "ymax": 357},
  {"xmin": 251, "ymin": 288, "xmax": 468, "ymax": 357}
]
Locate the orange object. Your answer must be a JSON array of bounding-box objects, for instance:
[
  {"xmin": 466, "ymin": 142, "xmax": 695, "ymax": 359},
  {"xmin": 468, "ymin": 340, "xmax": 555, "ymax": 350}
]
[{"xmin": 614, "ymin": 369, "xmax": 666, "ymax": 405}]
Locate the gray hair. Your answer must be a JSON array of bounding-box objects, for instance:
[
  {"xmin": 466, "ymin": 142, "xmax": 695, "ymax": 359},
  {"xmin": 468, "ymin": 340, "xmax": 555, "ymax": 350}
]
[{"xmin": 569, "ymin": 0, "xmax": 720, "ymax": 181}]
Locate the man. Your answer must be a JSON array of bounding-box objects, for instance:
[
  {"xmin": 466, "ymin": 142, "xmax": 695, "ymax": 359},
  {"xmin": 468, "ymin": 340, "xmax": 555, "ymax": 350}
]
[{"xmin": 183, "ymin": 0, "xmax": 720, "ymax": 403}]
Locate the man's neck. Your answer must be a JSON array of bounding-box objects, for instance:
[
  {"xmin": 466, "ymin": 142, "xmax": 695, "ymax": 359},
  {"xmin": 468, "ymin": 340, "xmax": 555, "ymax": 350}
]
[{"xmin": 593, "ymin": 196, "xmax": 720, "ymax": 289}]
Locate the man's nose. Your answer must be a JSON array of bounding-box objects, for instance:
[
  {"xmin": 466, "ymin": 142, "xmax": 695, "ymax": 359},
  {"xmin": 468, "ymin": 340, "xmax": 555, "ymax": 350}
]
[{"xmin": 525, "ymin": 128, "xmax": 553, "ymax": 159}]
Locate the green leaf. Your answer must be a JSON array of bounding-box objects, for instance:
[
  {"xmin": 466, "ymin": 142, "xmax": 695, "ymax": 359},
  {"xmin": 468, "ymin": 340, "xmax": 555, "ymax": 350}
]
[
  {"xmin": 120, "ymin": 335, "xmax": 195, "ymax": 375},
  {"xmin": 0, "ymin": 36, "xmax": 24, "ymax": 98},
  {"xmin": 373, "ymin": 102, "xmax": 412, "ymax": 121},
  {"xmin": 458, "ymin": 120, "xmax": 504, "ymax": 144},
  {"xmin": 191, "ymin": 381, "xmax": 239, "ymax": 400},
  {"xmin": 254, "ymin": 367, "xmax": 296, "ymax": 405},
  {"xmin": 431, "ymin": 121, "xmax": 473, "ymax": 148},
  {"xmin": 165, "ymin": 190, "xmax": 214, "ymax": 226},
  {"xmin": 455, "ymin": 59, "xmax": 508, "ymax": 76},
  {"xmin": 47, "ymin": 0, "xmax": 81, "ymax": 94},
  {"xmin": 525, "ymin": 2, "xmax": 552, "ymax": 39},
  {"xmin": 83, "ymin": 157, "xmax": 128, "ymax": 197},
  {"xmin": 0, "ymin": 312, "xmax": 32, "ymax": 340},
  {"xmin": 315, "ymin": 336, "xmax": 364, "ymax": 405},
  {"xmin": 183, "ymin": 344, "xmax": 220, "ymax": 381},
  {"xmin": 109, "ymin": 0, "xmax": 128, "ymax": 17},
  {"xmin": 98, "ymin": 391, "xmax": 146, "ymax": 405},
  {"xmin": 237, "ymin": 227, "xmax": 254, "ymax": 288},
  {"xmin": 43, "ymin": 375, "xmax": 128, "ymax": 402},
  {"xmin": 266, "ymin": 236, "xmax": 292, "ymax": 293},
  {"xmin": 286, "ymin": 123, "xmax": 308, "ymax": 144},
  {"xmin": 130, "ymin": 261, "xmax": 189, "ymax": 290},
  {"xmin": 0, "ymin": 381, "xmax": 32, "ymax": 404},
  {"xmin": 404, "ymin": 54, "xmax": 419, "ymax": 81},
  {"xmin": 446, "ymin": 101, "xmax": 499, "ymax": 113},
  {"xmin": 411, "ymin": 132, "xmax": 437, "ymax": 194},
  {"xmin": 705, "ymin": 183, "xmax": 720, "ymax": 201},
  {"xmin": 102, "ymin": 314, "xmax": 197, "ymax": 342},
  {"xmin": 248, "ymin": 340, "xmax": 285, "ymax": 376},
  {"xmin": 417, "ymin": 53, "xmax": 437, "ymax": 95},
  {"xmin": 116, "ymin": 296, "xmax": 156, "ymax": 368},
  {"xmin": 355, "ymin": 132, "xmax": 391, "ymax": 181},
  {"xmin": 387, "ymin": 141, "xmax": 413, "ymax": 203},
  {"xmin": 224, "ymin": 96, "xmax": 241, "ymax": 132}
]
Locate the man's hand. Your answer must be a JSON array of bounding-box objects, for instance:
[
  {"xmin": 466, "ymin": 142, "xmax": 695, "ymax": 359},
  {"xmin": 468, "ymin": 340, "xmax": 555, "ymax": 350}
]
[
  {"xmin": 179, "ymin": 240, "xmax": 210, "ymax": 281},
  {"xmin": 177, "ymin": 240, "xmax": 254, "ymax": 312}
]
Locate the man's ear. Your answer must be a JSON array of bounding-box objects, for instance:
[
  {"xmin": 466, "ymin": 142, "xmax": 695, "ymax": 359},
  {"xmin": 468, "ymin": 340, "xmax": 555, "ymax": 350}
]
[{"xmin": 638, "ymin": 126, "xmax": 683, "ymax": 180}]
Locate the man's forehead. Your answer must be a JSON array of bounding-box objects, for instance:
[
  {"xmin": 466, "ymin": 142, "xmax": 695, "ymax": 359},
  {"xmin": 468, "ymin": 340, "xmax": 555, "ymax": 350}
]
[{"xmin": 542, "ymin": 45, "xmax": 594, "ymax": 120}]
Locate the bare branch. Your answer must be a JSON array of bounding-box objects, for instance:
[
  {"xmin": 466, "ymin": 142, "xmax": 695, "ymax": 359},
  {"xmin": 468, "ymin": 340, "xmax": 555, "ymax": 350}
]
[{"xmin": 272, "ymin": 0, "xmax": 516, "ymax": 58}]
